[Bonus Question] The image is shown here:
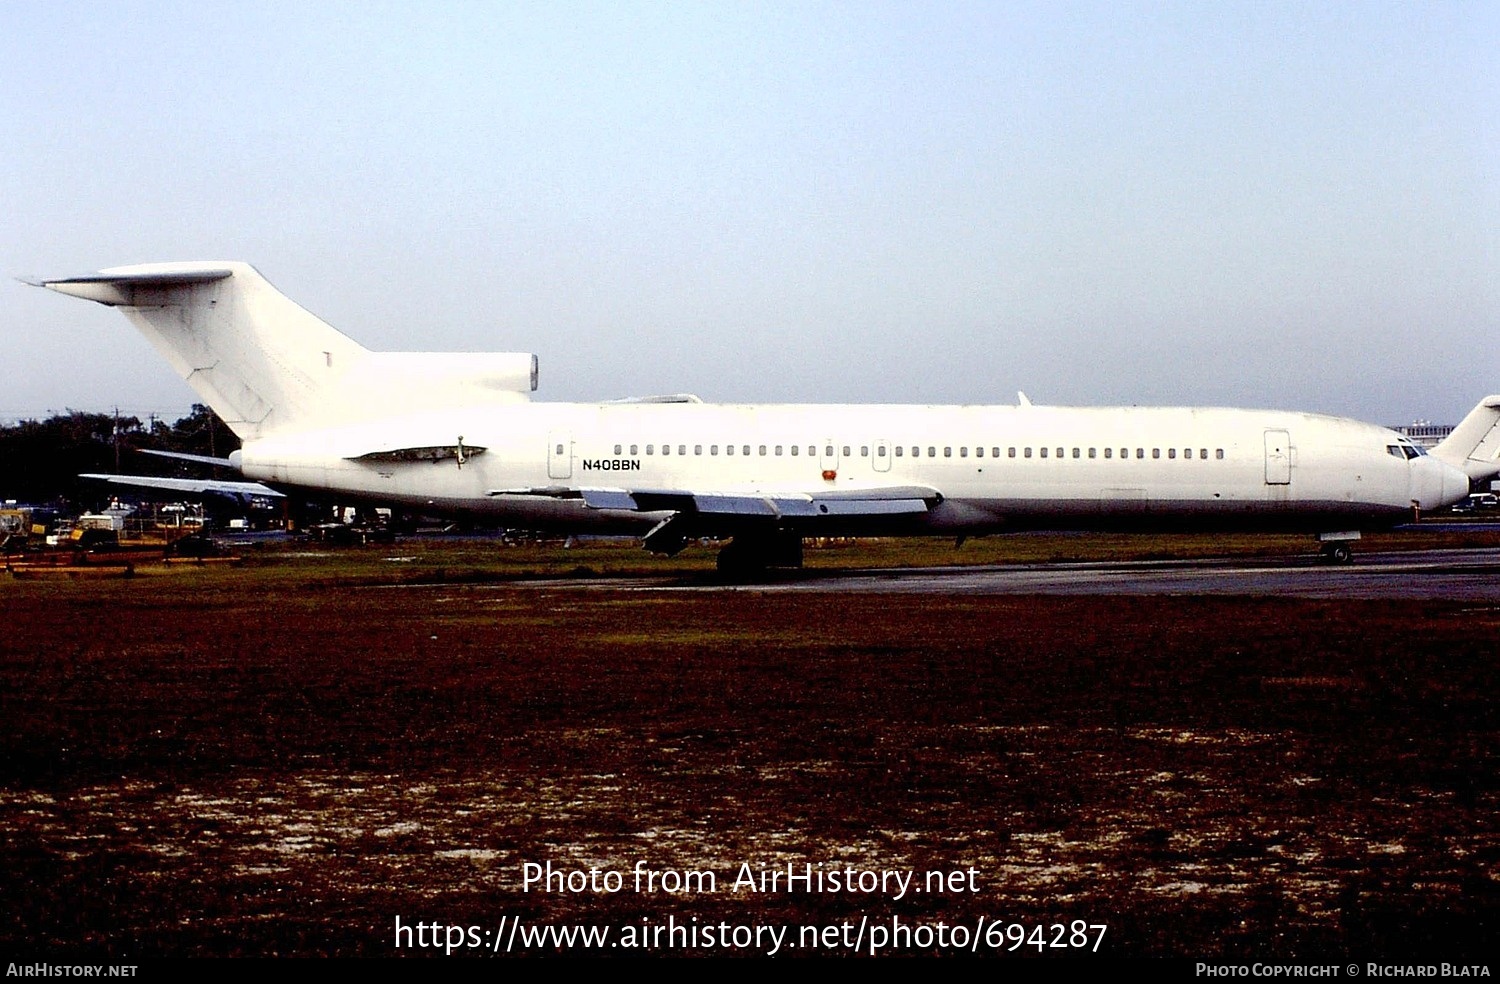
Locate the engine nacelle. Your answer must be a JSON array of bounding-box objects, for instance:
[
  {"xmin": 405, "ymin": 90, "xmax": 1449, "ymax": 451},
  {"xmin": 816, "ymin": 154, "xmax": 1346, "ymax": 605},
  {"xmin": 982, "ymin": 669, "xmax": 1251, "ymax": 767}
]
[{"xmin": 308, "ymin": 351, "xmax": 538, "ymax": 425}]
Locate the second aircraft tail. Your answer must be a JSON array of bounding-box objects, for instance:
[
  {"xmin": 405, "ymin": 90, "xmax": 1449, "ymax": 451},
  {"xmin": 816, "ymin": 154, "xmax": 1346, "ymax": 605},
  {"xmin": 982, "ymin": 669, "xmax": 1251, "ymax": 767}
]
[{"xmin": 1432, "ymin": 395, "xmax": 1500, "ymax": 482}]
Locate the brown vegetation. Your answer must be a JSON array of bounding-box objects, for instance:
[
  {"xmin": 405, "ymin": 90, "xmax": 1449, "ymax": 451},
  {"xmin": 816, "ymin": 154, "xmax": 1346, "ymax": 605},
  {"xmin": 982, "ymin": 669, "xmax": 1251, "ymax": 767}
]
[{"xmin": 2, "ymin": 536, "xmax": 1497, "ymax": 957}]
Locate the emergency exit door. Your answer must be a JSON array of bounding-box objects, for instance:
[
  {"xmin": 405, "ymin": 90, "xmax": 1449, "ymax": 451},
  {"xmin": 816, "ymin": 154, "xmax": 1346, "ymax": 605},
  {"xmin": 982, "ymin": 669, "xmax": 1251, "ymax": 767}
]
[{"xmin": 548, "ymin": 432, "xmax": 572, "ymax": 479}]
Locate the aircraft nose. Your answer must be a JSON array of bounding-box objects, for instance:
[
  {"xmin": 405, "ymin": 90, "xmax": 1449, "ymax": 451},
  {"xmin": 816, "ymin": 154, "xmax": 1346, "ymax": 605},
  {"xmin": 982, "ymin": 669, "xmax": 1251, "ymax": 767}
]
[
  {"xmin": 1441, "ymin": 460, "xmax": 1470, "ymax": 508},
  {"xmin": 1416, "ymin": 456, "xmax": 1476, "ymax": 510},
  {"xmin": 1414, "ymin": 456, "xmax": 1470, "ymax": 511}
]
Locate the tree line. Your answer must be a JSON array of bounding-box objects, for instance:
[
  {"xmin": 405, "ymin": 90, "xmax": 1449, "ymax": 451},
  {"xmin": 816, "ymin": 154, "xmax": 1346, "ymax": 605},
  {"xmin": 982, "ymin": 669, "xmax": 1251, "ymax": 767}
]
[{"xmin": 0, "ymin": 405, "xmax": 239, "ymax": 508}]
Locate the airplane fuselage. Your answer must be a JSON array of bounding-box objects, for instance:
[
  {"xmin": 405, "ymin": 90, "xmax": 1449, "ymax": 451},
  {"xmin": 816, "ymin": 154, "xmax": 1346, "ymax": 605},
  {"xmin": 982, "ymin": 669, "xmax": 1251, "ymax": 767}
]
[
  {"xmin": 39, "ymin": 261, "xmax": 1490, "ymax": 569},
  {"xmin": 238, "ymin": 401, "xmax": 1465, "ymax": 535}
]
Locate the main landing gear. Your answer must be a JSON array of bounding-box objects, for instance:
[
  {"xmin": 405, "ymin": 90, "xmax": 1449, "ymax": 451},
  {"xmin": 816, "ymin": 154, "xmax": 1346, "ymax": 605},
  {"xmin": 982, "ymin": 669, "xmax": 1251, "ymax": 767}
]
[{"xmin": 715, "ymin": 532, "xmax": 804, "ymax": 579}]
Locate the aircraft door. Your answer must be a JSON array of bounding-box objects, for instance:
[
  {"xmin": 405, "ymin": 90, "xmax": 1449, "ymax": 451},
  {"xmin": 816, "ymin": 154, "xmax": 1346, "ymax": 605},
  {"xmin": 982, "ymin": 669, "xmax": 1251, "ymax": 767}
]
[
  {"xmin": 548, "ymin": 432, "xmax": 572, "ymax": 480},
  {"xmin": 872, "ymin": 438, "xmax": 891, "ymax": 473},
  {"xmin": 1264, "ymin": 429, "xmax": 1291, "ymax": 485}
]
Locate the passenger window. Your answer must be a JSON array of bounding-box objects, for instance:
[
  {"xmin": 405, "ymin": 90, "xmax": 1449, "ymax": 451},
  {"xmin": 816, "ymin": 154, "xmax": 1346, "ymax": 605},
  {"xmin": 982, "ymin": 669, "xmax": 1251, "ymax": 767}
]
[
  {"xmin": 1024, "ymin": 447, "xmax": 1032, "ymax": 458},
  {"xmin": 725, "ymin": 445, "xmax": 733, "ymax": 456},
  {"xmin": 630, "ymin": 444, "xmax": 638, "ymax": 455},
  {"xmin": 1040, "ymin": 447, "xmax": 1048, "ymax": 458},
  {"xmin": 944, "ymin": 447, "xmax": 952, "ymax": 457},
  {"xmin": 663, "ymin": 444, "xmax": 671, "ymax": 456},
  {"xmin": 1200, "ymin": 448, "xmax": 1207, "ymax": 459},
  {"xmin": 1104, "ymin": 447, "xmax": 1112, "ymax": 459},
  {"xmin": 860, "ymin": 446, "xmax": 869, "ymax": 457},
  {"xmin": 959, "ymin": 447, "xmax": 968, "ymax": 458},
  {"xmin": 1183, "ymin": 448, "xmax": 1191, "ymax": 459},
  {"xmin": 613, "ymin": 444, "xmax": 621, "ymax": 455},
  {"xmin": 646, "ymin": 444, "xmax": 654, "ymax": 455},
  {"xmin": 976, "ymin": 447, "xmax": 984, "ymax": 458},
  {"xmin": 1088, "ymin": 448, "xmax": 1096, "ymax": 458},
  {"xmin": 808, "ymin": 446, "xmax": 816, "ymax": 457},
  {"xmin": 1072, "ymin": 448, "xmax": 1080, "ymax": 459},
  {"xmin": 993, "ymin": 447, "xmax": 1001, "ymax": 458},
  {"xmin": 1009, "ymin": 447, "xmax": 1017, "ymax": 458},
  {"xmin": 791, "ymin": 445, "xmax": 799, "ymax": 456},
  {"xmin": 742, "ymin": 445, "xmax": 750, "ymax": 456},
  {"xmin": 775, "ymin": 445, "xmax": 783, "ymax": 456},
  {"xmin": 711, "ymin": 445, "xmax": 718, "ymax": 455},
  {"xmin": 759, "ymin": 445, "xmax": 767, "ymax": 456},
  {"xmin": 1168, "ymin": 448, "xmax": 1176, "ymax": 459},
  {"xmin": 928, "ymin": 447, "xmax": 937, "ymax": 457},
  {"xmin": 895, "ymin": 446, "xmax": 904, "ymax": 457},
  {"xmin": 1152, "ymin": 448, "xmax": 1160, "ymax": 459},
  {"xmin": 694, "ymin": 445, "xmax": 702, "ymax": 455},
  {"xmin": 1216, "ymin": 449, "xmax": 1224, "ymax": 460},
  {"xmin": 1136, "ymin": 448, "xmax": 1144, "ymax": 459},
  {"xmin": 1055, "ymin": 448, "xmax": 1063, "ymax": 458}
]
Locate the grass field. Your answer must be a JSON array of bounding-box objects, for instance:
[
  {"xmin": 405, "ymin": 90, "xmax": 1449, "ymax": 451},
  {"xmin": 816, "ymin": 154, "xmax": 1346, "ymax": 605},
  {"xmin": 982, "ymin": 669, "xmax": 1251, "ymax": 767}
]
[{"xmin": 3, "ymin": 532, "xmax": 1498, "ymax": 957}]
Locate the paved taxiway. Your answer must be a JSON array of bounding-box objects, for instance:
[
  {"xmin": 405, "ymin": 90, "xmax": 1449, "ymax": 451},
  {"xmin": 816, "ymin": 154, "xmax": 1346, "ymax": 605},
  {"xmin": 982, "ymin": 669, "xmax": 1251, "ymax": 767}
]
[{"xmin": 535, "ymin": 547, "xmax": 1500, "ymax": 600}]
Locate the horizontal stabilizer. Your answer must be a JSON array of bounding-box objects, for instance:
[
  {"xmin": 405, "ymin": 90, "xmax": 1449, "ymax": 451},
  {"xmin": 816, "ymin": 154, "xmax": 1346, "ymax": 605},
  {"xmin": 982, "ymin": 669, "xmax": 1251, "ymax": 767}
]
[{"xmin": 39, "ymin": 268, "xmax": 233, "ymax": 306}]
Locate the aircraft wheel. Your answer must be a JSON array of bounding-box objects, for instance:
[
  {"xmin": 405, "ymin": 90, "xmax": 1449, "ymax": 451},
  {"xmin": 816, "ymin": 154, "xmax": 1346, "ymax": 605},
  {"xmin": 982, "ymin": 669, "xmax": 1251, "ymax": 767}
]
[
  {"xmin": 768, "ymin": 531, "xmax": 804, "ymax": 569},
  {"xmin": 716, "ymin": 539, "xmax": 767, "ymax": 579},
  {"xmin": 1319, "ymin": 542, "xmax": 1353, "ymax": 564}
]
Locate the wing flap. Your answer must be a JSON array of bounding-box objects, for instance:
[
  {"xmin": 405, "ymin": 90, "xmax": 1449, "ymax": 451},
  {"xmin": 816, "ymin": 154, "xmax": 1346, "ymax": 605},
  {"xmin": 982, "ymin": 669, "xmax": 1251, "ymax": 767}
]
[{"xmin": 487, "ymin": 485, "xmax": 939, "ymax": 518}]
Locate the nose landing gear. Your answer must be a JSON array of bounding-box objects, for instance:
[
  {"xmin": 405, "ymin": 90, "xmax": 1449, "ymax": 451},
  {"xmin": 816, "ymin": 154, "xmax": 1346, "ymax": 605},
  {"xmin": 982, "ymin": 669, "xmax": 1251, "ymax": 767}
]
[{"xmin": 1316, "ymin": 531, "xmax": 1359, "ymax": 565}]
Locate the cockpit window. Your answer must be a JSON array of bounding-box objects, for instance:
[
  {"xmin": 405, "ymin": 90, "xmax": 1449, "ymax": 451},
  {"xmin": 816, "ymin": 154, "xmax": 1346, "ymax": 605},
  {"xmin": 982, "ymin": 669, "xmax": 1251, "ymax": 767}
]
[{"xmin": 1389, "ymin": 442, "xmax": 1426, "ymax": 460}]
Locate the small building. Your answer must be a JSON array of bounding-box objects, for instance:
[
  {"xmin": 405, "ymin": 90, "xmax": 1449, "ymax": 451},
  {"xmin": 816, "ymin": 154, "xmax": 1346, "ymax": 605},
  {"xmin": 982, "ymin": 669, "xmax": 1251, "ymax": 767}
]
[{"xmin": 1392, "ymin": 421, "xmax": 1453, "ymax": 450}]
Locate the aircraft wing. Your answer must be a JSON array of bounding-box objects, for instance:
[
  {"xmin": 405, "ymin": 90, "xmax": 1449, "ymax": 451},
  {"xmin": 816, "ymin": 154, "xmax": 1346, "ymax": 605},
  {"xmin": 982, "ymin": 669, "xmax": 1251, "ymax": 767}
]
[
  {"xmin": 80, "ymin": 474, "xmax": 285, "ymax": 499},
  {"xmin": 488, "ymin": 484, "xmax": 939, "ymax": 517},
  {"xmin": 139, "ymin": 449, "xmax": 239, "ymax": 468}
]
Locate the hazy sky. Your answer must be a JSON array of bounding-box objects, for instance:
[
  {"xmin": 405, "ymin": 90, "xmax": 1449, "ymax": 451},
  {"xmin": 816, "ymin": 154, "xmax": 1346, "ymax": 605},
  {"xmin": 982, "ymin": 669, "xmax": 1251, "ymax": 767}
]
[{"xmin": 3, "ymin": 1, "xmax": 1495, "ymax": 426}]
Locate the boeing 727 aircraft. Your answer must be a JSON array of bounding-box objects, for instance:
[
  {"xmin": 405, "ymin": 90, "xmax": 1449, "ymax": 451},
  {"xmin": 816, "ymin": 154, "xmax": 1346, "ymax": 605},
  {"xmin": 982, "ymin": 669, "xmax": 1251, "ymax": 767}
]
[{"xmin": 35, "ymin": 262, "xmax": 1500, "ymax": 574}]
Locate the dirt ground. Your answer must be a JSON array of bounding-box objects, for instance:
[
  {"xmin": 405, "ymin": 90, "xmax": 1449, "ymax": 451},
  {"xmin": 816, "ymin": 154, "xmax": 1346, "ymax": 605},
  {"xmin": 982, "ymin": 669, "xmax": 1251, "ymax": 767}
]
[{"xmin": 2, "ymin": 538, "xmax": 1498, "ymax": 957}]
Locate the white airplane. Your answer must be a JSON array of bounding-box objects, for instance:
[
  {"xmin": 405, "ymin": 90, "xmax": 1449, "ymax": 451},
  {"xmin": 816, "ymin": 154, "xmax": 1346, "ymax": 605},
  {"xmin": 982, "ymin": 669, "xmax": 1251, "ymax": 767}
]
[{"xmin": 35, "ymin": 261, "xmax": 1499, "ymax": 573}]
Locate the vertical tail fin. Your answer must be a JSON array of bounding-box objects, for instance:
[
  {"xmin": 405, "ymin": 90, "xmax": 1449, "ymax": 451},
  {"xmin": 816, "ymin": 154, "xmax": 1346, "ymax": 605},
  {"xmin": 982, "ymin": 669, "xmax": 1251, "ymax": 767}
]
[
  {"xmin": 1432, "ymin": 395, "xmax": 1500, "ymax": 481},
  {"xmin": 39, "ymin": 262, "xmax": 368, "ymax": 440}
]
